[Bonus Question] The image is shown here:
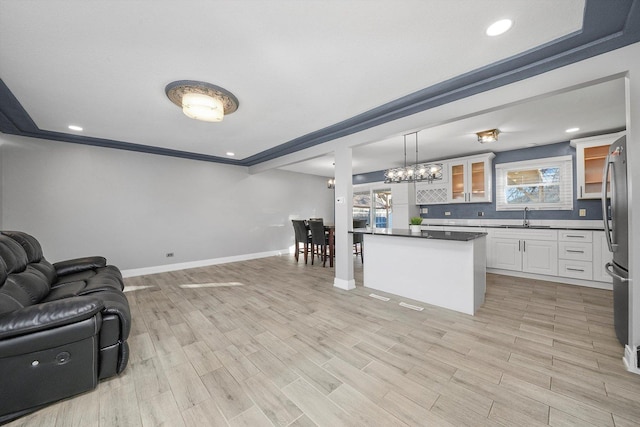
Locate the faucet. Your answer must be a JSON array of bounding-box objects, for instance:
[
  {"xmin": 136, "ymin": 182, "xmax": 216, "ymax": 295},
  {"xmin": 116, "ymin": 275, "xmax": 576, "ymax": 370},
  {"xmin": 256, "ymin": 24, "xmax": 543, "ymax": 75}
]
[{"xmin": 523, "ymin": 207, "xmax": 530, "ymax": 227}]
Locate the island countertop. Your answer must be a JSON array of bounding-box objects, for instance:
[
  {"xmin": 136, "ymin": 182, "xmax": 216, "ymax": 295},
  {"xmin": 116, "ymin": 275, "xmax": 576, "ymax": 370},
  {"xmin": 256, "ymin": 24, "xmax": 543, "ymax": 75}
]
[{"xmin": 351, "ymin": 227, "xmax": 487, "ymax": 242}]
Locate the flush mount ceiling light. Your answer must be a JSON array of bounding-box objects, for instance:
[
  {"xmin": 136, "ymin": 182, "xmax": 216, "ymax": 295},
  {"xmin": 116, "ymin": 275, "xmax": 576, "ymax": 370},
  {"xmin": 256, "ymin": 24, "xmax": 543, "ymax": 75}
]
[
  {"xmin": 476, "ymin": 128, "xmax": 500, "ymax": 144},
  {"xmin": 165, "ymin": 80, "xmax": 239, "ymax": 122},
  {"xmin": 486, "ymin": 19, "xmax": 513, "ymax": 36}
]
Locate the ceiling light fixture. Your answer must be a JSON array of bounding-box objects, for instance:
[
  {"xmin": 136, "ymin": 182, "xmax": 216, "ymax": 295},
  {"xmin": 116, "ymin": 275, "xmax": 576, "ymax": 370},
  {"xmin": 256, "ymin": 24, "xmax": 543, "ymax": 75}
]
[
  {"xmin": 226, "ymin": 152, "xmax": 235, "ymax": 156},
  {"xmin": 68, "ymin": 125, "xmax": 83, "ymax": 131},
  {"xmin": 486, "ymin": 19, "xmax": 513, "ymax": 36},
  {"xmin": 165, "ymin": 80, "xmax": 239, "ymax": 122},
  {"xmin": 476, "ymin": 128, "xmax": 500, "ymax": 143},
  {"xmin": 384, "ymin": 133, "xmax": 443, "ymax": 184},
  {"xmin": 565, "ymin": 127, "xmax": 580, "ymax": 133}
]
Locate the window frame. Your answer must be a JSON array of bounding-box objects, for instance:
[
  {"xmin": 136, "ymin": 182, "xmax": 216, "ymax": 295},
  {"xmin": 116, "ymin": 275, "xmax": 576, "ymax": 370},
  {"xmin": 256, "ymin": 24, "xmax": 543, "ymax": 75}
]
[{"xmin": 495, "ymin": 155, "xmax": 573, "ymax": 211}]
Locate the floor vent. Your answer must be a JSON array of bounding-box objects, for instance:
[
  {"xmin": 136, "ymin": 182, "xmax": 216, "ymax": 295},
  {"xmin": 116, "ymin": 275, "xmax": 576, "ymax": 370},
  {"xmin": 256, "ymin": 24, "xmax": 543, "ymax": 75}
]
[
  {"xmin": 123, "ymin": 285, "xmax": 157, "ymax": 292},
  {"xmin": 399, "ymin": 302, "xmax": 424, "ymax": 311},
  {"xmin": 369, "ymin": 293, "xmax": 390, "ymax": 301},
  {"xmin": 179, "ymin": 282, "xmax": 244, "ymax": 289}
]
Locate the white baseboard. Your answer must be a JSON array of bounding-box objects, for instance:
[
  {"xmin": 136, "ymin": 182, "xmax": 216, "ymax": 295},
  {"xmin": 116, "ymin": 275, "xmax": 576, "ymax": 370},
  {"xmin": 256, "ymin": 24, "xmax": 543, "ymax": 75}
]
[
  {"xmin": 487, "ymin": 268, "xmax": 613, "ymax": 290},
  {"xmin": 623, "ymin": 345, "xmax": 640, "ymax": 375},
  {"xmin": 333, "ymin": 278, "xmax": 356, "ymax": 290},
  {"xmin": 121, "ymin": 249, "xmax": 289, "ymax": 278}
]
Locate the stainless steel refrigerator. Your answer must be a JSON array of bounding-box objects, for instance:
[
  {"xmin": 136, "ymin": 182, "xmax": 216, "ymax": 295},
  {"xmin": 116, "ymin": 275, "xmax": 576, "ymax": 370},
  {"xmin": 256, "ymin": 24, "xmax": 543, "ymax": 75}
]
[{"xmin": 602, "ymin": 135, "xmax": 630, "ymax": 346}]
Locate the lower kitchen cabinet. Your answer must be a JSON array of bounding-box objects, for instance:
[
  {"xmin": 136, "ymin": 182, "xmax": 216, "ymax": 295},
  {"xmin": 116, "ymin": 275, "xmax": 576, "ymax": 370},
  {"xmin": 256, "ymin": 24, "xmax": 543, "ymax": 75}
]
[
  {"xmin": 487, "ymin": 228, "xmax": 558, "ymax": 276},
  {"xmin": 558, "ymin": 230, "xmax": 593, "ymax": 280},
  {"xmin": 593, "ymin": 230, "xmax": 613, "ymax": 283}
]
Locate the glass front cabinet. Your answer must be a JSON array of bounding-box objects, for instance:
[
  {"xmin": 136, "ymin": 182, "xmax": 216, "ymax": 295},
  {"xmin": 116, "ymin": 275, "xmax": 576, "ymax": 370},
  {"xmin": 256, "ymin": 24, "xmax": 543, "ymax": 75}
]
[
  {"xmin": 447, "ymin": 153, "xmax": 495, "ymax": 203},
  {"xmin": 571, "ymin": 131, "xmax": 625, "ymax": 199}
]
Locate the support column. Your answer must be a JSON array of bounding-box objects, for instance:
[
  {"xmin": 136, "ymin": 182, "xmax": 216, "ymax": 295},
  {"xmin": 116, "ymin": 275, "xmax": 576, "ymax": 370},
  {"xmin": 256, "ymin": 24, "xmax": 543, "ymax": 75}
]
[{"xmin": 333, "ymin": 145, "xmax": 355, "ymax": 290}]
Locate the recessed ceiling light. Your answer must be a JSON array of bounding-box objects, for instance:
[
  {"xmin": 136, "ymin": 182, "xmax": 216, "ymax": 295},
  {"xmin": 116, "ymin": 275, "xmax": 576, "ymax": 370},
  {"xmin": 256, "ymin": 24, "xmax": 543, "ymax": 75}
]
[
  {"xmin": 226, "ymin": 152, "xmax": 235, "ymax": 156},
  {"xmin": 68, "ymin": 125, "xmax": 83, "ymax": 131},
  {"xmin": 486, "ymin": 19, "xmax": 513, "ymax": 36},
  {"xmin": 565, "ymin": 127, "xmax": 580, "ymax": 133}
]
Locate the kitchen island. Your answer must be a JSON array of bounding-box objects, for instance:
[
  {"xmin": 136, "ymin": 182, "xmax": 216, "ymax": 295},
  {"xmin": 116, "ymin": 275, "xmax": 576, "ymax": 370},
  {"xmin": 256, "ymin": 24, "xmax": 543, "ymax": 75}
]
[{"xmin": 353, "ymin": 228, "xmax": 487, "ymax": 315}]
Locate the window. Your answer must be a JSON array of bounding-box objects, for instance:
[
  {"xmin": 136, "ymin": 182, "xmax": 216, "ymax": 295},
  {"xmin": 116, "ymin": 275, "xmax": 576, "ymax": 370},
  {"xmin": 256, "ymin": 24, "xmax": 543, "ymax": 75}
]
[
  {"xmin": 495, "ymin": 156, "xmax": 573, "ymax": 211},
  {"xmin": 352, "ymin": 187, "xmax": 393, "ymax": 228}
]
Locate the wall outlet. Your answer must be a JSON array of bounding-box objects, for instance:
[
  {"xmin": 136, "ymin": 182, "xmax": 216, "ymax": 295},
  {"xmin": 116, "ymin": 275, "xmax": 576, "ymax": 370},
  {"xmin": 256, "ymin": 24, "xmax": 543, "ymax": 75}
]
[
  {"xmin": 579, "ymin": 209, "xmax": 587, "ymax": 217},
  {"xmin": 444, "ymin": 211, "xmax": 451, "ymax": 216},
  {"xmin": 478, "ymin": 211, "xmax": 484, "ymax": 217},
  {"xmin": 421, "ymin": 207, "xmax": 429, "ymax": 214},
  {"xmin": 166, "ymin": 252, "xmax": 174, "ymax": 257}
]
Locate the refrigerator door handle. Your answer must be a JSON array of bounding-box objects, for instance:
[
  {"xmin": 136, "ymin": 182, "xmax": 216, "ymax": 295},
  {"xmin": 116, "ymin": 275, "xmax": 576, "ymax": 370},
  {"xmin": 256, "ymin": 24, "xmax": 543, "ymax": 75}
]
[
  {"xmin": 602, "ymin": 154, "xmax": 618, "ymax": 252},
  {"xmin": 605, "ymin": 262, "xmax": 630, "ymax": 282}
]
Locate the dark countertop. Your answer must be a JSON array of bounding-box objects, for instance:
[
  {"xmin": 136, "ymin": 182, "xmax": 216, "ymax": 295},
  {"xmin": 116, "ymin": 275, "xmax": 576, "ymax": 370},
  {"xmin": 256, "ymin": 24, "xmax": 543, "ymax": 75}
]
[
  {"xmin": 351, "ymin": 228, "xmax": 487, "ymax": 242},
  {"xmin": 421, "ymin": 223, "xmax": 605, "ymax": 231}
]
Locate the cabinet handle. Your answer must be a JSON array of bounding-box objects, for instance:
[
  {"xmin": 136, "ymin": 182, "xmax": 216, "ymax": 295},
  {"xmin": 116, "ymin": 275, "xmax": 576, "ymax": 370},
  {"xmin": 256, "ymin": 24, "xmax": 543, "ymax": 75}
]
[
  {"xmin": 566, "ymin": 249, "xmax": 585, "ymax": 253},
  {"xmin": 522, "ymin": 240, "xmax": 526, "ymax": 252},
  {"xmin": 567, "ymin": 267, "xmax": 585, "ymax": 272},
  {"xmin": 580, "ymin": 186, "xmax": 583, "ymax": 198},
  {"xmin": 518, "ymin": 240, "xmax": 521, "ymax": 252},
  {"xmin": 566, "ymin": 235, "xmax": 585, "ymax": 238}
]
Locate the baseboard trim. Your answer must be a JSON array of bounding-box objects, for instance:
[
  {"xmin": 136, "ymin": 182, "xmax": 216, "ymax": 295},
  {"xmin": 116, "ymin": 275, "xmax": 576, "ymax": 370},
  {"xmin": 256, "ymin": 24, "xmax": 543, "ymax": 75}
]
[
  {"xmin": 121, "ymin": 249, "xmax": 289, "ymax": 278},
  {"xmin": 333, "ymin": 278, "xmax": 356, "ymax": 290},
  {"xmin": 623, "ymin": 345, "xmax": 640, "ymax": 375},
  {"xmin": 486, "ymin": 268, "xmax": 613, "ymax": 290}
]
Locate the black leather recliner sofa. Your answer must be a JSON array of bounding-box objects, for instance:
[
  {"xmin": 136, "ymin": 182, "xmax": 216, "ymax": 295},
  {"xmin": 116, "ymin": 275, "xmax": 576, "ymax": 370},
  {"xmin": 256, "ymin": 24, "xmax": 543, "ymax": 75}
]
[{"xmin": 0, "ymin": 231, "xmax": 131, "ymax": 424}]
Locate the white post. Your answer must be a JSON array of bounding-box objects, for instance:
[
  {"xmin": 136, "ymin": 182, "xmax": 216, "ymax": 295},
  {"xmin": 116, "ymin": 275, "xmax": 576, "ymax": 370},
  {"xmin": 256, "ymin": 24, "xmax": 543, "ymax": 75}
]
[{"xmin": 333, "ymin": 145, "xmax": 355, "ymax": 290}]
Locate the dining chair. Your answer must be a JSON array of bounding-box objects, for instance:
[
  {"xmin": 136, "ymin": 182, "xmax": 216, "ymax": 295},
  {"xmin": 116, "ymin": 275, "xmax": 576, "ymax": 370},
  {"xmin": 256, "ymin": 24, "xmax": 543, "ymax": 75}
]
[
  {"xmin": 353, "ymin": 219, "xmax": 367, "ymax": 262},
  {"xmin": 291, "ymin": 220, "xmax": 311, "ymax": 263},
  {"xmin": 308, "ymin": 219, "xmax": 330, "ymax": 267}
]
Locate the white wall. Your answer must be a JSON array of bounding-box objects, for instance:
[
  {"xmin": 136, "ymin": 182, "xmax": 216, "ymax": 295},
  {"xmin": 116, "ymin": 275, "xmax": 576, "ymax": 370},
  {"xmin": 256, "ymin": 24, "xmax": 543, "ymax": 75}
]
[{"xmin": 0, "ymin": 134, "xmax": 334, "ymax": 270}]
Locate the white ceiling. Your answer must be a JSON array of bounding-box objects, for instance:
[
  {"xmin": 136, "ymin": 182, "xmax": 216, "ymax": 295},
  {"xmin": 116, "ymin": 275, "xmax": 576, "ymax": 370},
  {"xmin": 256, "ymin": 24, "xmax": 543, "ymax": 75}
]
[
  {"xmin": 2, "ymin": 0, "xmax": 627, "ymax": 176},
  {"xmin": 281, "ymin": 77, "xmax": 626, "ymax": 176}
]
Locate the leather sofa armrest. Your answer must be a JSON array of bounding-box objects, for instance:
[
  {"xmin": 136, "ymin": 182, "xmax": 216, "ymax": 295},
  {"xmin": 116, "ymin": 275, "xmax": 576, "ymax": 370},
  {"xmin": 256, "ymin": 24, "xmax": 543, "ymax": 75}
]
[
  {"xmin": 54, "ymin": 256, "xmax": 107, "ymax": 276},
  {"xmin": 0, "ymin": 296, "xmax": 104, "ymax": 340}
]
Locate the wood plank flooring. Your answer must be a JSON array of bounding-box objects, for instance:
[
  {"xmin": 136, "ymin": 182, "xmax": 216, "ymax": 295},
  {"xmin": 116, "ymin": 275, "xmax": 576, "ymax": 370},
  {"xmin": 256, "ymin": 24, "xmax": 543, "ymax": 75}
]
[{"xmin": 8, "ymin": 255, "xmax": 640, "ymax": 426}]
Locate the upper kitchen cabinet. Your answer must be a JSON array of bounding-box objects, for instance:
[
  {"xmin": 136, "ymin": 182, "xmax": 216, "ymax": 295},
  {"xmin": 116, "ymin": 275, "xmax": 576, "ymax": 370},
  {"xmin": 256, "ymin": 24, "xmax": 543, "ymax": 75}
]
[
  {"xmin": 447, "ymin": 153, "xmax": 495, "ymax": 203},
  {"xmin": 415, "ymin": 163, "xmax": 449, "ymax": 205},
  {"xmin": 571, "ymin": 131, "xmax": 625, "ymax": 199}
]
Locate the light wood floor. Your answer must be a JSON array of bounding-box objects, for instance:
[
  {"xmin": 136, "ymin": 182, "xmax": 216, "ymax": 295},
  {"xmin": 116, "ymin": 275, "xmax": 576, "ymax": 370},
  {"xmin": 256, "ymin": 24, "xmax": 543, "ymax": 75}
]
[{"xmin": 8, "ymin": 255, "xmax": 640, "ymax": 426}]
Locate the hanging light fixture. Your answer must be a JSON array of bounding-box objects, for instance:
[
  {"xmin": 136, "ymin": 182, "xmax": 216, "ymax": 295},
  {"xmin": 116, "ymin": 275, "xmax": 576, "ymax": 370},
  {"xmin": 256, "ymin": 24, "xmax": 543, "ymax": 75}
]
[
  {"xmin": 165, "ymin": 80, "xmax": 239, "ymax": 122},
  {"xmin": 476, "ymin": 128, "xmax": 499, "ymax": 143},
  {"xmin": 384, "ymin": 132, "xmax": 443, "ymax": 183}
]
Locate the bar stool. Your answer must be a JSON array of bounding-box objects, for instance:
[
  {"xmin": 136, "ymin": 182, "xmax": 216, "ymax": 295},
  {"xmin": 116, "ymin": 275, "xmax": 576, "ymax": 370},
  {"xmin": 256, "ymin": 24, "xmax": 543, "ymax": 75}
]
[{"xmin": 353, "ymin": 219, "xmax": 367, "ymax": 262}]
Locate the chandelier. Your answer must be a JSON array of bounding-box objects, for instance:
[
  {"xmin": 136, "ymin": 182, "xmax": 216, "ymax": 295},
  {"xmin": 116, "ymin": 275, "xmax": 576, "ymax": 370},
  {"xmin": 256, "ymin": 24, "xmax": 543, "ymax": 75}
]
[{"xmin": 384, "ymin": 133, "xmax": 443, "ymax": 183}]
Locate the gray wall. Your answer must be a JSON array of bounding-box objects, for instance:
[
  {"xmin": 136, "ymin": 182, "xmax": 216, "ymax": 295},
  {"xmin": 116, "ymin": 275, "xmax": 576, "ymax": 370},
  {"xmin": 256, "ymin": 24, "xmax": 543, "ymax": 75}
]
[
  {"xmin": 353, "ymin": 141, "xmax": 604, "ymax": 221},
  {"xmin": 0, "ymin": 134, "xmax": 334, "ymax": 270}
]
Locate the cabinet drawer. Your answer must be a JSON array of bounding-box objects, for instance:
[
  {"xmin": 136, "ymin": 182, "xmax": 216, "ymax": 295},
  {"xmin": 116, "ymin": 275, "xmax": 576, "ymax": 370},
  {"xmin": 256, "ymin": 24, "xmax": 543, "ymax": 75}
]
[
  {"xmin": 558, "ymin": 259, "xmax": 593, "ymax": 280},
  {"xmin": 558, "ymin": 242, "xmax": 592, "ymax": 261},
  {"xmin": 559, "ymin": 230, "xmax": 592, "ymax": 242}
]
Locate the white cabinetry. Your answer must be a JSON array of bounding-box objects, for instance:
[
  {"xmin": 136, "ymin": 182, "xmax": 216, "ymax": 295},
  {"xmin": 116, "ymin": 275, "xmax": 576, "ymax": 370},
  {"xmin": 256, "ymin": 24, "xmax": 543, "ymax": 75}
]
[
  {"xmin": 488, "ymin": 228, "xmax": 558, "ymax": 275},
  {"xmin": 448, "ymin": 153, "xmax": 495, "ymax": 203},
  {"xmin": 558, "ymin": 230, "xmax": 593, "ymax": 280},
  {"xmin": 415, "ymin": 153, "xmax": 494, "ymax": 205},
  {"xmin": 390, "ymin": 183, "xmax": 418, "ymax": 230},
  {"xmin": 592, "ymin": 230, "xmax": 613, "ymax": 283},
  {"xmin": 571, "ymin": 131, "xmax": 625, "ymax": 199},
  {"xmin": 415, "ymin": 181, "xmax": 449, "ymax": 204}
]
